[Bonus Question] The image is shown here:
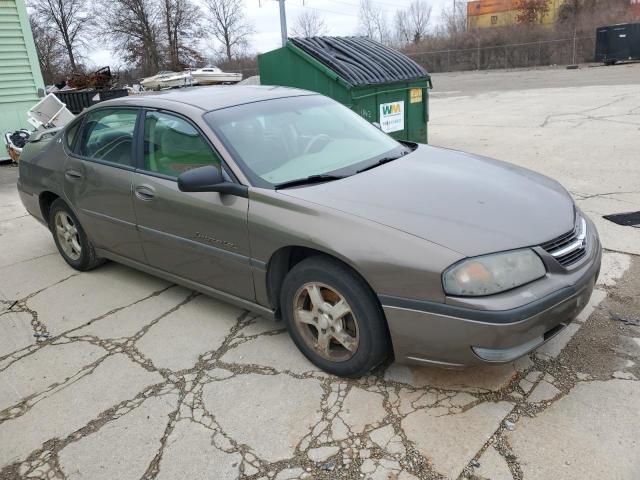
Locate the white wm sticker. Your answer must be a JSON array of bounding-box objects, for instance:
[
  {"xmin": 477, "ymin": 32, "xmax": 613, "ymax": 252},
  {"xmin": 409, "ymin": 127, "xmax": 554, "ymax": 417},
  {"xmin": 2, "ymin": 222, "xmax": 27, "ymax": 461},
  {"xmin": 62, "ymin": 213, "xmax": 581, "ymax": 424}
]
[{"xmin": 379, "ymin": 101, "xmax": 405, "ymax": 133}]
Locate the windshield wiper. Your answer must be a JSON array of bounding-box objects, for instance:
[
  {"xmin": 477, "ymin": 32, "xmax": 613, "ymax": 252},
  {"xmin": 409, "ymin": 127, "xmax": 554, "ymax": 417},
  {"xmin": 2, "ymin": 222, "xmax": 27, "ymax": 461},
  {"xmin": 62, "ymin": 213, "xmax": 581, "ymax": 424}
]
[
  {"xmin": 275, "ymin": 174, "xmax": 346, "ymax": 190},
  {"xmin": 356, "ymin": 150, "xmax": 409, "ymax": 174}
]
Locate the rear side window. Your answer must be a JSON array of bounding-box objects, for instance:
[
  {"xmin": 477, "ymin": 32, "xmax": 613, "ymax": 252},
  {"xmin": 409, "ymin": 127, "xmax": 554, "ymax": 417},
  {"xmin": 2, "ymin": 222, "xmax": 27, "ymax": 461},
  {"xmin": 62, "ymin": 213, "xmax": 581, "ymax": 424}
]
[
  {"xmin": 143, "ymin": 111, "xmax": 221, "ymax": 178},
  {"xmin": 76, "ymin": 109, "xmax": 137, "ymax": 166}
]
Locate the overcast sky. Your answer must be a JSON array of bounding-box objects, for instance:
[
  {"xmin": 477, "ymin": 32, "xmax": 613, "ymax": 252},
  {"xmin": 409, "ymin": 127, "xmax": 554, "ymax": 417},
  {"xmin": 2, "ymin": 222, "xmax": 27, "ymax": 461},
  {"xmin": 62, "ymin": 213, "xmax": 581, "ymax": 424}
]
[{"xmin": 89, "ymin": 0, "xmax": 454, "ymax": 68}]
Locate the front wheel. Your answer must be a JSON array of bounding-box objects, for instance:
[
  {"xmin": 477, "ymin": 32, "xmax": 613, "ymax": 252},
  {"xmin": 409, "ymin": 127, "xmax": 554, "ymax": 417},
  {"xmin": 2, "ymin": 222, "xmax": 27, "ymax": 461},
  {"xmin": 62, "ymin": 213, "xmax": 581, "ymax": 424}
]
[{"xmin": 280, "ymin": 256, "xmax": 390, "ymax": 377}]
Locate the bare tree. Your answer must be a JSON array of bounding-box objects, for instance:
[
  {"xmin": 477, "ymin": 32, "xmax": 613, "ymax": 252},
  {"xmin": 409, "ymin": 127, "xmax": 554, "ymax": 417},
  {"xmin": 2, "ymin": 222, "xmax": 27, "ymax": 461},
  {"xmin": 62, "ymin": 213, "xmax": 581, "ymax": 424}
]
[
  {"xmin": 557, "ymin": 0, "xmax": 632, "ymax": 33},
  {"xmin": 516, "ymin": 0, "xmax": 551, "ymax": 24},
  {"xmin": 203, "ymin": 0, "xmax": 254, "ymax": 62},
  {"xmin": 291, "ymin": 10, "xmax": 328, "ymax": 38},
  {"xmin": 28, "ymin": 0, "xmax": 89, "ymax": 71},
  {"xmin": 394, "ymin": 10, "xmax": 409, "ymax": 44},
  {"xmin": 437, "ymin": 1, "xmax": 467, "ymax": 37},
  {"xmin": 100, "ymin": 0, "xmax": 163, "ymax": 76},
  {"xmin": 395, "ymin": 0, "xmax": 432, "ymax": 45},
  {"xmin": 161, "ymin": 0, "xmax": 205, "ymax": 70},
  {"xmin": 29, "ymin": 16, "xmax": 68, "ymax": 84},
  {"xmin": 358, "ymin": 0, "xmax": 390, "ymax": 44}
]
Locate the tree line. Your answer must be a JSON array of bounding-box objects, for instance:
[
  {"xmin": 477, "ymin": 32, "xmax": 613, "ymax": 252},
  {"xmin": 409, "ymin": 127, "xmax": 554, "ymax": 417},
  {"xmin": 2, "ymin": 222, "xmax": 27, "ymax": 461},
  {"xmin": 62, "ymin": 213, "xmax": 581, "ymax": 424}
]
[
  {"xmin": 29, "ymin": 0, "xmax": 638, "ymax": 86},
  {"xmin": 29, "ymin": 0, "xmax": 255, "ymax": 83}
]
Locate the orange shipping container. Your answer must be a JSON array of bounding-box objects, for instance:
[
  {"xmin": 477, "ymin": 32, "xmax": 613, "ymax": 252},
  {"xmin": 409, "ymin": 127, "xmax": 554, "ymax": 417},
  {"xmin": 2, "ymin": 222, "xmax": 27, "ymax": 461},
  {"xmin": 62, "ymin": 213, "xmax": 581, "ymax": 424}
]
[{"xmin": 467, "ymin": 0, "xmax": 517, "ymax": 16}]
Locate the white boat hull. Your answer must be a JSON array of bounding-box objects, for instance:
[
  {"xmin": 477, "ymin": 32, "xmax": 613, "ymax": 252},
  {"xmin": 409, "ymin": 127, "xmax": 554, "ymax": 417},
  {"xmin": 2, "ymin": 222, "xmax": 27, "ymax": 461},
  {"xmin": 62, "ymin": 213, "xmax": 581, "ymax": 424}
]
[
  {"xmin": 140, "ymin": 77, "xmax": 161, "ymax": 89},
  {"xmin": 140, "ymin": 71, "xmax": 194, "ymax": 90},
  {"xmin": 158, "ymin": 75, "xmax": 194, "ymax": 88},
  {"xmin": 192, "ymin": 72, "xmax": 243, "ymax": 85}
]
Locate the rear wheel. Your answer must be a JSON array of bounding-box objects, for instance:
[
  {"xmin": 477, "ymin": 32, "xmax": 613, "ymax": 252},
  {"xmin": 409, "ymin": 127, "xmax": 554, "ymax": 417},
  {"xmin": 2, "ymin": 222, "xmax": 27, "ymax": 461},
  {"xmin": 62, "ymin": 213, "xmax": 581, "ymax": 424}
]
[
  {"xmin": 49, "ymin": 199, "xmax": 104, "ymax": 271},
  {"xmin": 280, "ymin": 256, "xmax": 390, "ymax": 377}
]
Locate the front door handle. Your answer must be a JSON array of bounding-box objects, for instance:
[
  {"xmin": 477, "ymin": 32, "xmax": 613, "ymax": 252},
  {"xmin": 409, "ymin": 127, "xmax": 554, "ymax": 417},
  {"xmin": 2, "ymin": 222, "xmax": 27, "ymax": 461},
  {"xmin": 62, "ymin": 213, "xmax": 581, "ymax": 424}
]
[
  {"xmin": 134, "ymin": 185, "xmax": 155, "ymax": 201},
  {"xmin": 65, "ymin": 169, "xmax": 82, "ymax": 180}
]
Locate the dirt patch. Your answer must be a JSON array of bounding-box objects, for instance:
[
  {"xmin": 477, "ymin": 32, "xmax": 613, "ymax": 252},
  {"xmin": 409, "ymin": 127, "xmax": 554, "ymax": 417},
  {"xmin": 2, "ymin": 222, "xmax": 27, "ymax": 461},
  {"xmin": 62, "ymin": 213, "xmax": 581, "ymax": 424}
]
[{"xmin": 560, "ymin": 255, "xmax": 640, "ymax": 379}]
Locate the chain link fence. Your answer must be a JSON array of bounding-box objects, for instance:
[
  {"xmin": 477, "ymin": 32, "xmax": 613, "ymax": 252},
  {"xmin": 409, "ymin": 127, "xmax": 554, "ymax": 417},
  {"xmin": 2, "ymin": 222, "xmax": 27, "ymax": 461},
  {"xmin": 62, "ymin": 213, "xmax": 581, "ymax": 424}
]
[
  {"xmin": 232, "ymin": 36, "xmax": 599, "ymax": 80},
  {"xmin": 405, "ymin": 36, "xmax": 597, "ymax": 73}
]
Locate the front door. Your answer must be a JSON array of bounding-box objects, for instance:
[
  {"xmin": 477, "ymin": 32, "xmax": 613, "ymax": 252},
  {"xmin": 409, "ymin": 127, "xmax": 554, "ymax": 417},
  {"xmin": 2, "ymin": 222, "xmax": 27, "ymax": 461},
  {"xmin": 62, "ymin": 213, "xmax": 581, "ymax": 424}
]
[
  {"xmin": 63, "ymin": 107, "xmax": 146, "ymax": 261},
  {"xmin": 132, "ymin": 110, "xmax": 254, "ymax": 300}
]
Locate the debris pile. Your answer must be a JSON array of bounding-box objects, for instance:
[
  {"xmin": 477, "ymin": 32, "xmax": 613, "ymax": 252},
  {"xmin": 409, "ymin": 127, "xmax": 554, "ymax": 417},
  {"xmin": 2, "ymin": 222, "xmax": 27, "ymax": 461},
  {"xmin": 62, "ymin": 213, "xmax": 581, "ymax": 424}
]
[
  {"xmin": 3, "ymin": 130, "xmax": 30, "ymax": 163},
  {"xmin": 2, "ymin": 66, "xmax": 120, "ymax": 163}
]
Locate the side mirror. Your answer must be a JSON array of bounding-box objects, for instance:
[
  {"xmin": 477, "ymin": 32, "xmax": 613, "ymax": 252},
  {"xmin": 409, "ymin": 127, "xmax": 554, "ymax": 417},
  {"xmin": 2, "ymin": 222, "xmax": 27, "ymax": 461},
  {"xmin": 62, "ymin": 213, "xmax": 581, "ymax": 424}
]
[
  {"xmin": 178, "ymin": 165, "xmax": 223, "ymax": 192},
  {"xmin": 177, "ymin": 166, "xmax": 248, "ymax": 197}
]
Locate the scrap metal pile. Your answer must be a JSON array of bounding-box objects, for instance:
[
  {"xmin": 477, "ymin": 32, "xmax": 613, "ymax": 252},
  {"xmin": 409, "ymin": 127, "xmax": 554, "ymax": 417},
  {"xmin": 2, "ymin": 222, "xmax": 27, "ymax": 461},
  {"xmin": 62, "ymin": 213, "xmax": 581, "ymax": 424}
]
[
  {"xmin": 3, "ymin": 94, "xmax": 75, "ymax": 163},
  {"xmin": 50, "ymin": 66, "xmax": 117, "ymax": 93},
  {"xmin": 4, "ymin": 130, "xmax": 31, "ymax": 163}
]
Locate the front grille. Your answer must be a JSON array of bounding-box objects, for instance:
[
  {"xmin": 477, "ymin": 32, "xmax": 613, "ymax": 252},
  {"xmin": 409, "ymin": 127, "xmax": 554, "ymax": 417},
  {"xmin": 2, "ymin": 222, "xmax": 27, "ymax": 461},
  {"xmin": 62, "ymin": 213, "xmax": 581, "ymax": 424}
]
[{"xmin": 540, "ymin": 217, "xmax": 587, "ymax": 267}]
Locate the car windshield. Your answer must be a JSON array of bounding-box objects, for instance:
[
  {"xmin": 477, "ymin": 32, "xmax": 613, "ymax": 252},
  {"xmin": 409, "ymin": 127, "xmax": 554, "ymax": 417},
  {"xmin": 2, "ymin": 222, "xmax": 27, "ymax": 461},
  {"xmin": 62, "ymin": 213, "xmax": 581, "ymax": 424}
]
[{"xmin": 204, "ymin": 95, "xmax": 404, "ymax": 188}]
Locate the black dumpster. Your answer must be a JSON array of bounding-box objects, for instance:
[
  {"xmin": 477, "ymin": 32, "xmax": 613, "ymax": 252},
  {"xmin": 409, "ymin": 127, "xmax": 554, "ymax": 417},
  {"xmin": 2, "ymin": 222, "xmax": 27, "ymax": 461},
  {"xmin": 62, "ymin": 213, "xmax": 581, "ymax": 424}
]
[
  {"xmin": 595, "ymin": 22, "xmax": 640, "ymax": 64},
  {"xmin": 53, "ymin": 89, "xmax": 129, "ymax": 114}
]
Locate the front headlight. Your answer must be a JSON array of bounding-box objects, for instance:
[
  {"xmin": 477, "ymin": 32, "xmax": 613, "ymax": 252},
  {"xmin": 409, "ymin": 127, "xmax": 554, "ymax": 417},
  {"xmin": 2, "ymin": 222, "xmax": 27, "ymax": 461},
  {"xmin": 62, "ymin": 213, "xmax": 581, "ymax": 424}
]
[{"xmin": 443, "ymin": 249, "xmax": 546, "ymax": 296}]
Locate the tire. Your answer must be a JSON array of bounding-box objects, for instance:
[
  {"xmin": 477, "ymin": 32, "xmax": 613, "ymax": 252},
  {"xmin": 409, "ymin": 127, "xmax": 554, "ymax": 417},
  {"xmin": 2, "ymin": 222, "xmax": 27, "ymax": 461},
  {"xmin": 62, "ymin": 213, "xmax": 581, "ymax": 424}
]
[
  {"xmin": 48, "ymin": 199, "xmax": 104, "ymax": 271},
  {"xmin": 280, "ymin": 256, "xmax": 390, "ymax": 377}
]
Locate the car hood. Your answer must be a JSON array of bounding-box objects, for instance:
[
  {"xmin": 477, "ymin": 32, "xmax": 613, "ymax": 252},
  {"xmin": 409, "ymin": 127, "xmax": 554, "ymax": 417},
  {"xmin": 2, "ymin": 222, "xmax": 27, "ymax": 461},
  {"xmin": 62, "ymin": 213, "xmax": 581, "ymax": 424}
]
[{"xmin": 279, "ymin": 144, "xmax": 575, "ymax": 257}]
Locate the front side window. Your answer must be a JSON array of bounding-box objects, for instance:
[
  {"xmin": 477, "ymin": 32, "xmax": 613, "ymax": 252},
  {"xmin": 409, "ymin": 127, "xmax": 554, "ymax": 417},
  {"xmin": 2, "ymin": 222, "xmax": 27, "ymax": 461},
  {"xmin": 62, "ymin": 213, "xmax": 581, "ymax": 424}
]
[
  {"xmin": 143, "ymin": 111, "xmax": 221, "ymax": 178},
  {"xmin": 205, "ymin": 95, "xmax": 403, "ymax": 188},
  {"xmin": 76, "ymin": 109, "xmax": 137, "ymax": 166}
]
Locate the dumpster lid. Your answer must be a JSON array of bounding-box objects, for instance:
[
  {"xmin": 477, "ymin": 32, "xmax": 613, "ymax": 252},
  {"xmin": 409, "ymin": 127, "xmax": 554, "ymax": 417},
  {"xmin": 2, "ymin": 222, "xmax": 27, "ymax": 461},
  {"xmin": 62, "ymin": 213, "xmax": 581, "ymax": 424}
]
[{"xmin": 290, "ymin": 36, "xmax": 429, "ymax": 87}]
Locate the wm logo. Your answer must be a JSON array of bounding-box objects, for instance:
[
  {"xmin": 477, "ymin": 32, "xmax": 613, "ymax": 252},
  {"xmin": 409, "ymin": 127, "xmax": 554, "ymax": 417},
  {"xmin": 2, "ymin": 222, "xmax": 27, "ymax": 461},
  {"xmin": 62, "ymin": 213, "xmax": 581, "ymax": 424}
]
[{"xmin": 382, "ymin": 103, "xmax": 402, "ymax": 115}]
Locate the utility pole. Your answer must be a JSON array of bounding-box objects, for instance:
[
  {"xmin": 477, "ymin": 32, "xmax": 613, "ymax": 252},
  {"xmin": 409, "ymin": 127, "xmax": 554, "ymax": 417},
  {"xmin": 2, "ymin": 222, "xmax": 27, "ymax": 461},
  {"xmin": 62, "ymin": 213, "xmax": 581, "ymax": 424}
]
[
  {"xmin": 453, "ymin": 0, "xmax": 456, "ymax": 27},
  {"xmin": 279, "ymin": 0, "xmax": 287, "ymax": 47}
]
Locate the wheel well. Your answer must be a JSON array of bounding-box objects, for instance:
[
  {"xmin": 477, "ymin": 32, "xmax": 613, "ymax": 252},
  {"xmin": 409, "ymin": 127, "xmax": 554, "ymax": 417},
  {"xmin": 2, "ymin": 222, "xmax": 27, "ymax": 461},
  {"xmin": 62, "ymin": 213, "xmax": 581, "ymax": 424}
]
[
  {"xmin": 39, "ymin": 191, "xmax": 59, "ymax": 224},
  {"xmin": 265, "ymin": 246, "xmax": 373, "ymax": 311}
]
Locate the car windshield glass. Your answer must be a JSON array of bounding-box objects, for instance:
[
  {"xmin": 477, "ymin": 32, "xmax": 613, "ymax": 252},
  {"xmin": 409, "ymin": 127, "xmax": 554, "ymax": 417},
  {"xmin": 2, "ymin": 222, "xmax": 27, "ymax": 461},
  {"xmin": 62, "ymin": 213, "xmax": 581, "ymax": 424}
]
[{"xmin": 204, "ymin": 95, "xmax": 403, "ymax": 188}]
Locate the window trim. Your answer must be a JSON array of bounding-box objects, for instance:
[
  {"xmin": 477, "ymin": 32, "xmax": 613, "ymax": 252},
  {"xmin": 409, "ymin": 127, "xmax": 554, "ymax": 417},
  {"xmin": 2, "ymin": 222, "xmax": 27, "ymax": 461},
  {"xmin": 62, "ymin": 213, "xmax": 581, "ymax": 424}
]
[
  {"xmin": 137, "ymin": 107, "xmax": 239, "ymax": 184},
  {"xmin": 68, "ymin": 106, "xmax": 142, "ymax": 172},
  {"xmin": 62, "ymin": 116, "xmax": 84, "ymax": 154}
]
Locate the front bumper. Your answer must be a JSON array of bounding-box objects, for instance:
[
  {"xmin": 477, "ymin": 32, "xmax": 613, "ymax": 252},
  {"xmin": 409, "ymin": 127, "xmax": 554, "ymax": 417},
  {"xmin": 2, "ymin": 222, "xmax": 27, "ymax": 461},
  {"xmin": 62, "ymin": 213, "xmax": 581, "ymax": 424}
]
[{"xmin": 381, "ymin": 233, "xmax": 602, "ymax": 367}]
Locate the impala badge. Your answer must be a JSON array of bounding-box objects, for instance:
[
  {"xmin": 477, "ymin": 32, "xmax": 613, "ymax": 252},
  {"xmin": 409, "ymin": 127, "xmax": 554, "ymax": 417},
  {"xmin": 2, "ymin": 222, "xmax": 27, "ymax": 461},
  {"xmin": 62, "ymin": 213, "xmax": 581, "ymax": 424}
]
[{"xmin": 195, "ymin": 232, "xmax": 237, "ymax": 250}]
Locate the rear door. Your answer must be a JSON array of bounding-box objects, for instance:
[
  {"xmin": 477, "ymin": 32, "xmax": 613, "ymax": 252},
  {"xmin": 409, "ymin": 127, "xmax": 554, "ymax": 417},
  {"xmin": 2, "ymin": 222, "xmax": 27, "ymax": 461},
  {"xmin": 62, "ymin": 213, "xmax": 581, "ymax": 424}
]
[
  {"xmin": 632, "ymin": 24, "xmax": 640, "ymax": 59},
  {"xmin": 132, "ymin": 110, "xmax": 254, "ymax": 300},
  {"xmin": 611, "ymin": 26, "xmax": 630, "ymax": 60},
  {"xmin": 596, "ymin": 28, "xmax": 609, "ymax": 61},
  {"xmin": 63, "ymin": 107, "xmax": 146, "ymax": 261}
]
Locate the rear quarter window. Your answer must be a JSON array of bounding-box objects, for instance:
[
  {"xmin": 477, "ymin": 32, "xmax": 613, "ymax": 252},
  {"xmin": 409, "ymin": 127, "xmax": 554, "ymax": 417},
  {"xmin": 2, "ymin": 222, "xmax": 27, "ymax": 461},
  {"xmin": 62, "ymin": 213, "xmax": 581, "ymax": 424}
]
[{"xmin": 65, "ymin": 120, "xmax": 81, "ymax": 150}]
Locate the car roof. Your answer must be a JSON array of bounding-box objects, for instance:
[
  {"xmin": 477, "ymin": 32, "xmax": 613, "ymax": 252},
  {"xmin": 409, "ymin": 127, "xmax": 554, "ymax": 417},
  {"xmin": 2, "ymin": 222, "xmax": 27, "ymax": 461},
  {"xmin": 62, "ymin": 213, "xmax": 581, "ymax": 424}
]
[{"xmin": 99, "ymin": 85, "xmax": 316, "ymax": 112}]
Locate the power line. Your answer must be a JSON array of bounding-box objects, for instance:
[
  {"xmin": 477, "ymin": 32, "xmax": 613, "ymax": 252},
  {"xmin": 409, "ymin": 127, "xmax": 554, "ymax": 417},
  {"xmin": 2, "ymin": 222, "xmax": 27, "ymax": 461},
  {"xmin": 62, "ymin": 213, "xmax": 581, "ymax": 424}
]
[
  {"xmin": 260, "ymin": 0, "xmax": 360, "ymax": 18},
  {"xmin": 324, "ymin": 0, "xmax": 416, "ymax": 10},
  {"xmin": 288, "ymin": 1, "xmax": 360, "ymax": 17}
]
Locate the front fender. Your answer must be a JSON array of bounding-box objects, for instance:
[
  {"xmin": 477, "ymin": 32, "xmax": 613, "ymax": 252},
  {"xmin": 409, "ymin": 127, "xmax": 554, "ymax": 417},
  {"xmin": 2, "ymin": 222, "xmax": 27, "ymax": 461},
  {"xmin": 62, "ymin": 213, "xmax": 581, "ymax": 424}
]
[{"xmin": 248, "ymin": 188, "xmax": 463, "ymax": 309}]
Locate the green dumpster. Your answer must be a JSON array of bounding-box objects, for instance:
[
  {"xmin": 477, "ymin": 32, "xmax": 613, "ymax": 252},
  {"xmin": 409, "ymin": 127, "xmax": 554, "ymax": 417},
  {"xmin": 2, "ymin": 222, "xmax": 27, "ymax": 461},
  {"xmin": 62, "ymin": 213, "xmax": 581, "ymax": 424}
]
[{"xmin": 258, "ymin": 36, "xmax": 432, "ymax": 143}]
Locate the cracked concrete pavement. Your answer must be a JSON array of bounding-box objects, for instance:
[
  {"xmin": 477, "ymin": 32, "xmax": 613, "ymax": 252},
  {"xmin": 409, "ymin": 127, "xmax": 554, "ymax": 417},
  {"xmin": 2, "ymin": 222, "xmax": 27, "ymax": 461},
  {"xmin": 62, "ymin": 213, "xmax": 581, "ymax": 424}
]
[{"xmin": 1, "ymin": 64, "xmax": 639, "ymax": 479}]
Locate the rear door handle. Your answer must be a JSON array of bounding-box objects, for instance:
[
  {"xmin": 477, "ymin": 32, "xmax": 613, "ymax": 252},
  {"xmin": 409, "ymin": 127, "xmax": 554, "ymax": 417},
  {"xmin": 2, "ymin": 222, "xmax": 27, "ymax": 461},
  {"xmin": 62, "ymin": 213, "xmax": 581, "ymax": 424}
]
[
  {"xmin": 65, "ymin": 169, "xmax": 82, "ymax": 180},
  {"xmin": 134, "ymin": 185, "xmax": 155, "ymax": 201}
]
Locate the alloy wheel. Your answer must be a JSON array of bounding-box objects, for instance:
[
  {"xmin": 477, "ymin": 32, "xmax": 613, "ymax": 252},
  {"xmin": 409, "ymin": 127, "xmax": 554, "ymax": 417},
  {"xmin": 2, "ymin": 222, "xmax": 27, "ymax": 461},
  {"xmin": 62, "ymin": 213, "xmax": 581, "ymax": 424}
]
[
  {"xmin": 54, "ymin": 211, "xmax": 82, "ymax": 261},
  {"xmin": 293, "ymin": 282, "xmax": 359, "ymax": 362}
]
